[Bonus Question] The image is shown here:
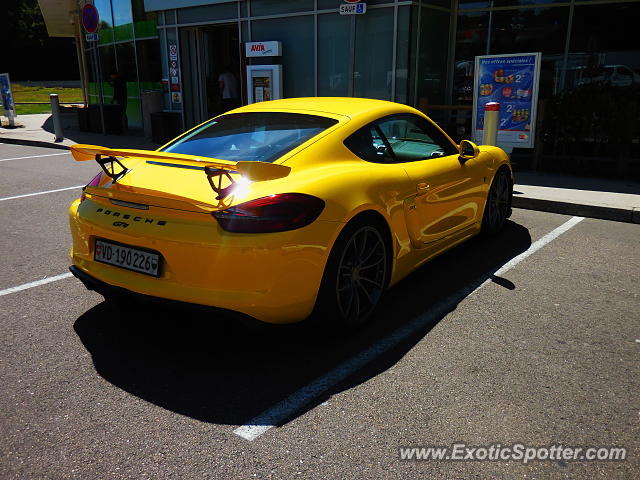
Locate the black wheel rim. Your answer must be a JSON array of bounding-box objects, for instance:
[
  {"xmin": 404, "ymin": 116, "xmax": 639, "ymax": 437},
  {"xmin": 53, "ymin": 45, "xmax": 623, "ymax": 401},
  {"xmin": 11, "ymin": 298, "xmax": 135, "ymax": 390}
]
[
  {"xmin": 335, "ymin": 226, "xmax": 387, "ymax": 324},
  {"xmin": 488, "ymin": 173, "xmax": 509, "ymax": 230}
]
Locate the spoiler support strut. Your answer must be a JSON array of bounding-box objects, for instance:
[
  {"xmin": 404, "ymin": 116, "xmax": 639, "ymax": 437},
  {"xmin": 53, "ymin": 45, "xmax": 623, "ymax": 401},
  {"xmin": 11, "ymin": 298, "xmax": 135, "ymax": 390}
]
[{"xmin": 96, "ymin": 154, "xmax": 129, "ymax": 183}]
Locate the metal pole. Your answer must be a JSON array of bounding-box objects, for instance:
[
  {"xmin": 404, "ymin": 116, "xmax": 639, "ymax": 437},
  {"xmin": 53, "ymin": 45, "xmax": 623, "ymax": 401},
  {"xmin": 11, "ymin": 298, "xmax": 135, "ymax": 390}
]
[
  {"xmin": 49, "ymin": 94, "xmax": 64, "ymax": 141},
  {"xmin": 482, "ymin": 101, "xmax": 500, "ymax": 146},
  {"xmin": 94, "ymin": 41, "xmax": 106, "ymax": 135}
]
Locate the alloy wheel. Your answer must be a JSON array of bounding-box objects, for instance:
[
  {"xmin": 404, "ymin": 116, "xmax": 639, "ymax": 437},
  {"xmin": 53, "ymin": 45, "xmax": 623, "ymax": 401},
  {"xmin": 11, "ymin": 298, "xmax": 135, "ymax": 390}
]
[
  {"xmin": 488, "ymin": 172, "xmax": 510, "ymax": 230},
  {"xmin": 335, "ymin": 226, "xmax": 387, "ymax": 324}
]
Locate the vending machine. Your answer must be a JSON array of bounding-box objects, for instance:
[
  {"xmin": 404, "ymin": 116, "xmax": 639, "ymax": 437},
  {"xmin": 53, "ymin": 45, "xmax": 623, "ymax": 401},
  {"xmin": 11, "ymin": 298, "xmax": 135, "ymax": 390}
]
[
  {"xmin": 246, "ymin": 65, "xmax": 283, "ymax": 104},
  {"xmin": 244, "ymin": 41, "xmax": 283, "ymax": 104}
]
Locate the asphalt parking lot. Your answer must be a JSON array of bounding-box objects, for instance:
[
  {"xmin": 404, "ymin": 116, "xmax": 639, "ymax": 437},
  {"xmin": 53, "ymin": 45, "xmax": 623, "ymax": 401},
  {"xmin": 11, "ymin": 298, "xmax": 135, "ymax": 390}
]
[{"xmin": 1, "ymin": 143, "xmax": 638, "ymax": 479}]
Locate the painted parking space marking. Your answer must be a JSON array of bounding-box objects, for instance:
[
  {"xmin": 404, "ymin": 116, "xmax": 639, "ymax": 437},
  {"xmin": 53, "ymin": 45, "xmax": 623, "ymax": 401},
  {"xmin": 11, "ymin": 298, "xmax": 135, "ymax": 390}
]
[
  {"xmin": 0, "ymin": 273, "xmax": 73, "ymax": 297},
  {"xmin": 233, "ymin": 216, "xmax": 585, "ymax": 441},
  {"xmin": 0, "ymin": 152, "xmax": 70, "ymax": 162},
  {"xmin": 0, "ymin": 185, "xmax": 83, "ymax": 202}
]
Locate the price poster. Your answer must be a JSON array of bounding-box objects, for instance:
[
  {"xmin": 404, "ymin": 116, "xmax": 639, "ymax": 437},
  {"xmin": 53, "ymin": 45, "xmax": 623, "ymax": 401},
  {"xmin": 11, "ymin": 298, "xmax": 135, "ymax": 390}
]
[{"xmin": 473, "ymin": 52, "xmax": 541, "ymax": 149}]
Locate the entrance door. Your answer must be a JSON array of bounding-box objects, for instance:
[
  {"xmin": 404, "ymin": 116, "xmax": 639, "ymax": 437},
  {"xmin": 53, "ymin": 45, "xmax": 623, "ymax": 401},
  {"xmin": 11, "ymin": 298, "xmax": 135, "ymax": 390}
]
[{"xmin": 180, "ymin": 24, "xmax": 240, "ymax": 130}]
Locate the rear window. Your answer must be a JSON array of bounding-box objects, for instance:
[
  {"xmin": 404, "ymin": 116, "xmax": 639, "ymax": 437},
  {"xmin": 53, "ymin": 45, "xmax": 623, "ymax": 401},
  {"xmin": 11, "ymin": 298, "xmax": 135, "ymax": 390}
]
[{"xmin": 162, "ymin": 112, "xmax": 338, "ymax": 163}]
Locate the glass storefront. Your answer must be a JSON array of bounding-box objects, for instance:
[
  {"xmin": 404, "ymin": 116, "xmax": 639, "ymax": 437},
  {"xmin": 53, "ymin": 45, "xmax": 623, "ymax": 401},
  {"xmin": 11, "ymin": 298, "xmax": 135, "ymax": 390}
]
[
  {"xmin": 81, "ymin": 0, "xmax": 161, "ymax": 129},
  {"xmin": 153, "ymin": 1, "xmax": 457, "ymax": 129},
  {"xmin": 453, "ymin": 0, "xmax": 640, "ymax": 177},
  {"xmin": 77, "ymin": 0, "xmax": 639, "ymax": 176}
]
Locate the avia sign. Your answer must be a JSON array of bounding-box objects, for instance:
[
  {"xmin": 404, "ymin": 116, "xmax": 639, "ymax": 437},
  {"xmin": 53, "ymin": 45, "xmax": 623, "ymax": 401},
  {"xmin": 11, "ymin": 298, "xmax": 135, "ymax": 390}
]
[{"xmin": 245, "ymin": 41, "xmax": 282, "ymax": 58}]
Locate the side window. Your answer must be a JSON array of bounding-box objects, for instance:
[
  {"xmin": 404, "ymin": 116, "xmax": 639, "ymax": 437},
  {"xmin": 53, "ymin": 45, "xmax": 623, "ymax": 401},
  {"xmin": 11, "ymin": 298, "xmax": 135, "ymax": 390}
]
[
  {"xmin": 344, "ymin": 125, "xmax": 394, "ymax": 163},
  {"xmin": 376, "ymin": 115, "xmax": 458, "ymax": 162}
]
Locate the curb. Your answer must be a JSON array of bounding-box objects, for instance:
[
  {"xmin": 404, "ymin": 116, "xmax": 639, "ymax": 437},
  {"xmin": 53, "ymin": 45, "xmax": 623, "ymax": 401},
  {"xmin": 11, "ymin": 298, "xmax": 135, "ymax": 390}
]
[
  {"xmin": 513, "ymin": 195, "xmax": 640, "ymax": 224},
  {"xmin": 0, "ymin": 137, "xmax": 71, "ymax": 150},
  {"xmin": 2, "ymin": 137, "xmax": 638, "ymax": 225}
]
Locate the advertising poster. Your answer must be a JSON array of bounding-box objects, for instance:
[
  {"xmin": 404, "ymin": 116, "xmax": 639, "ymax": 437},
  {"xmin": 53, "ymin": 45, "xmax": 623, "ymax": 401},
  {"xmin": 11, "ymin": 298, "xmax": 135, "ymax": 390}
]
[
  {"xmin": 473, "ymin": 52, "xmax": 541, "ymax": 149},
  {"xmin": 246, "ymin": 65, "xmax": 282, "ymax": 104},
  {"xmin": 0, "ymin": 73, "xmax": 17, "ymax": 121},
  {"xmin": 253, "ymin": 75, "xmax": 272, "ymax": 103}
]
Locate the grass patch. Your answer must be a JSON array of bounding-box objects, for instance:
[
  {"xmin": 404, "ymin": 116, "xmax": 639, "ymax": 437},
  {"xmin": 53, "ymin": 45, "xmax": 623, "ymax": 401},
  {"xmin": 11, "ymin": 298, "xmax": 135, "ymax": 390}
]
[
  {"xmin": 11, "ymin": 84, "xmax": 83, "ymax": 115},
  {"xmin": 16, "ymin": 104, "xmax": 52, "ymax": 115}
]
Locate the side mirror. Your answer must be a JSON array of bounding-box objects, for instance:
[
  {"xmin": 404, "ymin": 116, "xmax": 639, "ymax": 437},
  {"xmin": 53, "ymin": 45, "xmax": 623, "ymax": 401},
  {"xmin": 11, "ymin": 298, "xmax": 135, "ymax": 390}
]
[{"xmin": 458, "ymin": 140, "xmax": 480, "ymax": 161}]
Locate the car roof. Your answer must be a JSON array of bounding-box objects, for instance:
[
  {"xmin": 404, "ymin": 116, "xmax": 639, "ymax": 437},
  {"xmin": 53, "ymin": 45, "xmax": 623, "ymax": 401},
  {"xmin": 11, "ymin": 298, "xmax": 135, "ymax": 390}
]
[{"xmin": 231, "ymin": 97, "xmax": 416, "ymax": 120}]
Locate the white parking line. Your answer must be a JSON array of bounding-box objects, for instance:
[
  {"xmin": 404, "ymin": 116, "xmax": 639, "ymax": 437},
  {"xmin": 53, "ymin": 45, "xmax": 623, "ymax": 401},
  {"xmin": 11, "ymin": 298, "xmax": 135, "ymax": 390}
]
[
  {"xmin": 0, "ymin": 272, "xmax": 73, "ymax": 297},
  {"xmin": 0, "ymin": 185, "xmax": 83, "ymax": 202},
  {"xmin": 0, "ymin": 152, "xmax": 70, "ymax": 162},
  {"xmin": 233, "ymin": 216, "xmax": 585, "ymax": 441}
]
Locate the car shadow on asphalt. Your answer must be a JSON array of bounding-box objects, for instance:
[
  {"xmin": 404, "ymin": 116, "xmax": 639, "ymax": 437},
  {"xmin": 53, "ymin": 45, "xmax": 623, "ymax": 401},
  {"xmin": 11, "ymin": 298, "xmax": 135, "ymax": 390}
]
[{"xmin": 73, "ymin": 219, "xmax": 532, "ymax": 429}]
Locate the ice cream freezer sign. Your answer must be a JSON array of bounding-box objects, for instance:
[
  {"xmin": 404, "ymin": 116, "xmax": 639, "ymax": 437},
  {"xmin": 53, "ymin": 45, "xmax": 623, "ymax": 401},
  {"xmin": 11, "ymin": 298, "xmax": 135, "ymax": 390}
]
[{"xmin": 473, "ymin": 52, "xmax": 541, "ymax": 149}]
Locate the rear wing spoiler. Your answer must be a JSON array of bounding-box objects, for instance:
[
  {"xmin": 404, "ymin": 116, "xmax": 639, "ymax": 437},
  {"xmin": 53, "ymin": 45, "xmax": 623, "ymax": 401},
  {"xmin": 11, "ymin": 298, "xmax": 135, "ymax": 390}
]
[{"xmin": 70, "ymin": 144, "xmax": 291, "ymax": 199}]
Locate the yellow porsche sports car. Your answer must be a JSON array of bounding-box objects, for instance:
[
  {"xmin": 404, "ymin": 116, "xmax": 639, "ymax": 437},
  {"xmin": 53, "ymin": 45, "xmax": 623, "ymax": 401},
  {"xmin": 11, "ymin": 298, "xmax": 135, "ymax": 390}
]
[{"xmin": 68, "ymin": 97, "xmax": 512, "ymax": 327}]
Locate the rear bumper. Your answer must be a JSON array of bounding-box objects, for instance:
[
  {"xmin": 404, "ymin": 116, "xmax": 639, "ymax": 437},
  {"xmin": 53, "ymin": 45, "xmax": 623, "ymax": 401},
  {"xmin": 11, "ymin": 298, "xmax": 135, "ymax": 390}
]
[
  {"xmin": 68, "ymin": 197, "xmax": 340, "ymax": 324},
  {"xmin": 69, "ymin": 265, "xmax": 267, "ymax": 329}
]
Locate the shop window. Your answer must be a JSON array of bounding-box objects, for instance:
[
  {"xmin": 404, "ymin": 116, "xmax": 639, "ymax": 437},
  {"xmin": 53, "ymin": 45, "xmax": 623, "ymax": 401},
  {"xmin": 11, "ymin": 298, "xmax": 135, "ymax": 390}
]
[
  {"xmin": 137, "ymin": 39, "xmax": 162, "ymax": 91},
  {"xmin": 250, "ymin": 0, "xmax": 314, "ymax": 17},
  {"xmin": 318, "ymin": 14, "xmax": 350, "ymax": 97},
  {"xmin": 395, "ymin": 5, "xmax": 416, "ymax": 105},
  {"xmin": 165, "ymin": 10, "xmax": 176, "ymax": 25},
  {"xmin": 489, "ymin": 7, "xmax": 569, "ymax": 57},
  {"xmin": 125, "ymin": 98, "xmax": 143, "ymax": 129},
  {"xmin": 132, "ymin": 0, "xmax": 158, "ymax": 38},
  {"xmin": 240, "ymin": 21, "xmax": 249, "ymax": 43},
  {"xmin": 177, "ymin": 3, "xmax": 238, "ymax": 24},
  {"xmin": 423, "ymin": 0, "xmax": 451, "ymax": 8},
  {"xmin": 251, "ymin": 16, "xmax": 314, "ymax": 98},
  {"xmin": 98, "ymin": 44, "xmax": 116, "ymax": 102},
  {"xmin": 112, "ymin": 0, "xmax": 134, "ymax": 42},
  {"xmin": 454, "ymin": 11, "xmax": 489, "ymax": 105},
  {"xmin": 481, "ymin": 0, "xmax": 565, "ymax": 6},
  {"xmin": 458, "ymin": 0, "xmax": 490, "ymax": 9},
  {"xmin": 414, "ymin": 7, "xmax": 450, "ymax": 107},
  {"xmin": 94, "ymin": 0, "xmax": 115, "ymax": 44},
  {"xmin": 116, "ymin": 42, "xmax": 139, "ymax": 97},
  {"xmin": 354, "ymin": 7, "xmax": 394, "ymax": 101},
  {"xmin": 542, "ymin": 2, "xmax": 640, "ymax": 173}
]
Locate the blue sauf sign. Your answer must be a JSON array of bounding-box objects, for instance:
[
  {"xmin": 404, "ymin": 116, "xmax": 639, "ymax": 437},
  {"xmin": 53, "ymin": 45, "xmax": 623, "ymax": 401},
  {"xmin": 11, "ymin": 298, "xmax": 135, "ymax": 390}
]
[
  {"xmin": 473, "ymin": 53, "xmax": 541, "ymax": 149},
  {"xmin": 340, "ymin": 3, "xmax": 367, "ymax": 15}
]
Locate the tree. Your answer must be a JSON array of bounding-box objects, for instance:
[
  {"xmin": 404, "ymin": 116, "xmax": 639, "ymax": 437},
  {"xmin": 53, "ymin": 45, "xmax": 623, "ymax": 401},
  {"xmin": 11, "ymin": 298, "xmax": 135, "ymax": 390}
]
[{"xmin": 3, "ymin": 0, "xmax": 79, "ymax": 80}]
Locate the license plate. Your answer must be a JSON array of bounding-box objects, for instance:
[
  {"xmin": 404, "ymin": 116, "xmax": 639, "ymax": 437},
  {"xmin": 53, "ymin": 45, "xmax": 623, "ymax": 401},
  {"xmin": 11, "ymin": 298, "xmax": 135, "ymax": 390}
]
[{"xmin": 94, "ymin": 239, "xmax": 161, "ymax": 277}]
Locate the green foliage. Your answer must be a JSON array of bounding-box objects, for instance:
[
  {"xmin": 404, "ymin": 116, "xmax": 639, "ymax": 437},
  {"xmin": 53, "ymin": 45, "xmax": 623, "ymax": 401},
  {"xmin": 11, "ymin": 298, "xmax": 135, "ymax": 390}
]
[
  {"xmin": 5, "ymin": 0, "xmax": 49, "ymax": 46},
  {"xmin": 4, "ymin": 0, "xmax": 78, "ymax": 80}
]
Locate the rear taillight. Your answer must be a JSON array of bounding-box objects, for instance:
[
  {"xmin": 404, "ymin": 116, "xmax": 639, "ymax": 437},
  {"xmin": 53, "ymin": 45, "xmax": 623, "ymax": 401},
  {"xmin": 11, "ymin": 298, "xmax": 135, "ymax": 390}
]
[
  {"xmin": 80, "ymin": 172, "xmax": 102, "ymax": 203},
  {"xmin": 213, "ymin": 193, "xmax": 325, "ymax": 233}
]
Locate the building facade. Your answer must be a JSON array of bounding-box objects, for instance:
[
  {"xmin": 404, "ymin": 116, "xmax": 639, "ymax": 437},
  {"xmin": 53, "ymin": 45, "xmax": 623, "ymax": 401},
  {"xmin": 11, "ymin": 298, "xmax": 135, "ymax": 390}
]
[{"xmin": 41, "ymin": 0, "xmax": 640, "ymax": 176}]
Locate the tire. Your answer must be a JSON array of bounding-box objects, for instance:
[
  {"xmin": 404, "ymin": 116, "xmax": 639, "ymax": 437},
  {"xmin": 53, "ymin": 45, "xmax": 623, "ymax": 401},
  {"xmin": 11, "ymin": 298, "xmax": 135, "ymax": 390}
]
[
  {"xmin": 314, "ymin": 219, "xmax": 390, "ymax": 329},
  {"xmin": 481, "ymin": 169, "xmax": 512, "ymax": 235}
]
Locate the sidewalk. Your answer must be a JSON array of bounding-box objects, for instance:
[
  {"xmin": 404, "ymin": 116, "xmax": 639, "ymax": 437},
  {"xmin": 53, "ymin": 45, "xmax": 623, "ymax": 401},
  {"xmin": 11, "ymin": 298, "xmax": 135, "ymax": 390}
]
[
  {"xmin": 1, "ymin": 114, "xmax": 639, "ymax": 224},
  {"xmin": 513, "ymin": 171, "xmax": 640, "ymax": 224},
  {"xmin": 0, "ymin": 112, "xmax": 159, "ymax": 150}
]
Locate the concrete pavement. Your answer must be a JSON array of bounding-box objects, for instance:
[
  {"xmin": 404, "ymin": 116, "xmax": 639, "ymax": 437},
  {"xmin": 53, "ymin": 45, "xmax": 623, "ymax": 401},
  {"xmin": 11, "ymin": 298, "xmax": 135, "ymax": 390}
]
[
  {"xmin": 2, "ymin": 113, "xmax": 639, "ymax": 223},
  {"xmin": 513, "ymin": 171, "xmax": 640, "ymax": 224},
  {"xmin": 0, "ymin": 111, "xmax": 159, "ymax": 150},
  {"xmin": 1, "ymin": 143, "xmax": 638, "ymax": 479}
]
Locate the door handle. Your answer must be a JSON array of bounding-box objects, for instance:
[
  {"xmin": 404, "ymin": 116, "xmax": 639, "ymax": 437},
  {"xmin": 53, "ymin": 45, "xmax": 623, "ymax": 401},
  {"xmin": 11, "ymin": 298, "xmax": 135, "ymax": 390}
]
[{"xmin": 417, "ymin": 182, "xmax": 430, "ymax": 193}]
